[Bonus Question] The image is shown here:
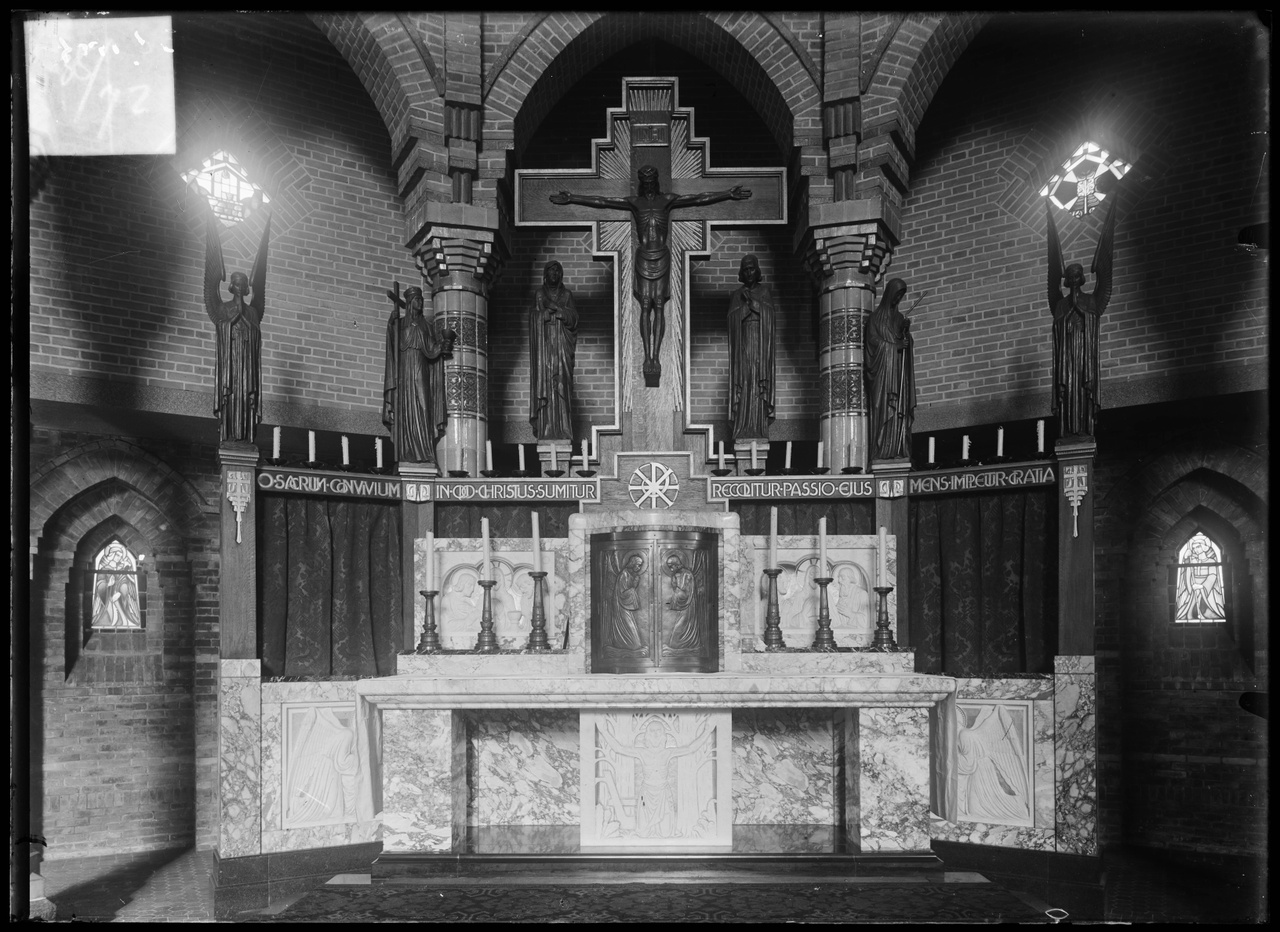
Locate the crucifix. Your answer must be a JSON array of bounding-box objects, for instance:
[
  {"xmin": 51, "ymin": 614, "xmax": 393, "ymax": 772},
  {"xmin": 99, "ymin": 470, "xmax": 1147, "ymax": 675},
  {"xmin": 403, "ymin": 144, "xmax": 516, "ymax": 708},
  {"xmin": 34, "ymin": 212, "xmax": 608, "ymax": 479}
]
[{"xmin": 516, "ymin": 76, "xmax": 785, "ymax": 451}]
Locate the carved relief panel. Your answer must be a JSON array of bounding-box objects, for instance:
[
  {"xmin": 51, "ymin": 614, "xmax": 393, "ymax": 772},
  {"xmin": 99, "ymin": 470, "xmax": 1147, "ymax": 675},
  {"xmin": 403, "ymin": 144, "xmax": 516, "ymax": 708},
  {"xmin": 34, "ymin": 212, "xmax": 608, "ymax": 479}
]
[{"xmin": 954, "ymin": 699, "xmax": 1034, "ymax": 828}]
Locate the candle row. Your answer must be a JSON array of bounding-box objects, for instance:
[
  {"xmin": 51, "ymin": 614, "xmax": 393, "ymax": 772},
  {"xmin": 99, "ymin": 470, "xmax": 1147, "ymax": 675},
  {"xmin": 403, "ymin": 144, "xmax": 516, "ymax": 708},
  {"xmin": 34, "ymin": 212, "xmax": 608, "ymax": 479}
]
[
  {"xmin": 422, "ymin": 512, "xmax": 544, "ymax": 588},
  {"xmin": 767, "ymin": 506, "xmax": 892, "ymax": 586},
  {"xmin": 923, "ymin": 419, "xmax": 1046, "ymax": 465}
]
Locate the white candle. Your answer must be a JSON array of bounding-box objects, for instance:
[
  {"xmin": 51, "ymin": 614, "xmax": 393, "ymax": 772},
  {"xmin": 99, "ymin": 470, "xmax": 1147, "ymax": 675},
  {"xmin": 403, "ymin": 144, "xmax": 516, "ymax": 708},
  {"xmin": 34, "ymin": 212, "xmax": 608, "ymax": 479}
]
[
  {"xmin": 847, "ymin": 442, "xmax": 854, "ymax": 468},
  {"xmin": 308, "ymin": 430, "xmax": 316, "ymax": 463},
  {"xmin": 928, "ymin": 436, "xmax": 935, "ymax": 464},
  {"xmin": 531, "ymin": 511, "xmax": 542, "ymax": 574},
  {"xmin": 272, "ymin": 426, "xmax": 281, "ymax": 460},
  {"xmin": 581, "ymin": 439, "xmax": 589, "ymax": 471},
  {"xmin": 818, "ymin": 517, "xmax": 827, "ymax": 577},
  {"xmin": 816, "ymin": 440, "xmax": 824, "ymax": 468},
  {"xmin": 341, "ymin": 435, "xmax": 349, "ymax": 466},
  {"xmin": 376, "ymin": 437, "xmax": 383, "ymax": 469},
  {"xmin": 962, "ymin": 434, "xmax": 970, "ymax": 460},
  {"xmin": 769, "ymin": 506, "xmax": 778, "ymax": 569},
  {"xmin": 550, "ymin": 444, "xmax": 557, "ymax": 471},
  {"xmin": 425, "ymin": 531, "xmax": 435, "ymax": 590},
  {"xmin": 518, "ymin": 444, "xmax": 526, "ymax": 472},
  {"xmin": 718, "ymin": 441, "xmax": 725, "ymax": 471},
  {"xmin": 785, "ymin": 441, "xmax": 792, "ymax": 469},
  {"xmin": 481, "ymin": 517, "xmax": 491, "ymax": 580},
  {"xmin": 1037, "ymin": 419, "xmax": 1046, "ymax": 453},
  {"xmin": 751, "ymin": 440, "xmax": 758, "ymax": 470},
  {"xmin": 997, "ymin": 427, "xmax": 1004, "ymax": 458},
  {"xmin": 878, "ymin": 525, "xmax": 888, "ymax": 586},
  {"xmin": 486, "ymin": 440, "xmax": 493, "ymax": 472},
  {"xmin": 457, "ymin": 437, "xmax": 464, "ymax": 472}
]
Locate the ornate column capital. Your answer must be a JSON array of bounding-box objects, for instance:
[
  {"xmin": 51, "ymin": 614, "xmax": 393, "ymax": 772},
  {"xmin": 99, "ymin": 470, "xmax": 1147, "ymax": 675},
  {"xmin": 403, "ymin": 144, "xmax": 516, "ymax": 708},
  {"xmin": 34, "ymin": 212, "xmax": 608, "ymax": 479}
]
[
  {"xmin": 408, "ymin": 206, "xmax": 508, "ymax": 295},
  {"xmin": 797, "ymin": 198, "xmax": 899, "ymax": 288}
]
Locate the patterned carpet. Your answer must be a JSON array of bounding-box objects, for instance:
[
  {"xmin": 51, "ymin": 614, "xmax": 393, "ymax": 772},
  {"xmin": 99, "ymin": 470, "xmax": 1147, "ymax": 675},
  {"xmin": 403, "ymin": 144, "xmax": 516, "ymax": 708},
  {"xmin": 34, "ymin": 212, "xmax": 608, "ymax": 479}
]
[{"xmin": 238, "ymin": 880, "xmax": 1049, "ymax": 923}]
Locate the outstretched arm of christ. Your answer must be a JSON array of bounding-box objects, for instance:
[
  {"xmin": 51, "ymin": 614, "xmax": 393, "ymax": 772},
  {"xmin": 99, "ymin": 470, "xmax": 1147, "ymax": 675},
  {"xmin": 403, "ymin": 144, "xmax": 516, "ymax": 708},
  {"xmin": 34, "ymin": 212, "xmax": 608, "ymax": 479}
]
[
  {"xmin": 549, "ymin": 191, "xmax": 635, "ymax": 211},
  {"xmin": 670, "ymin": 185, "xmax": 752, "ymax": 209},
  {"xmin": 597, "ymin": 726, "xmax": 640, "ymax": 759}
]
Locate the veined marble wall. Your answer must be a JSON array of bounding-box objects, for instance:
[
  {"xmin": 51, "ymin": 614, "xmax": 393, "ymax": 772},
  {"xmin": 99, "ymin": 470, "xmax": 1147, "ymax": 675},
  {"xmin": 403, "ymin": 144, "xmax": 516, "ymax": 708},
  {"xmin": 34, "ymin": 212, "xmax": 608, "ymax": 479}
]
[
  {"xmin": 468, "ymin": 710, "xmax": 579, "ymax": 826},
  {"xmin": 1054, "ymin": 656, "xmax": 1097, "ymax": 855},
  {"xmin": 219, "ymin": 660, "xmax": 262, "ymax": 858},
  {"xmin": 733, "ymin": 709, "xmax": 836, "ymax": 825}
]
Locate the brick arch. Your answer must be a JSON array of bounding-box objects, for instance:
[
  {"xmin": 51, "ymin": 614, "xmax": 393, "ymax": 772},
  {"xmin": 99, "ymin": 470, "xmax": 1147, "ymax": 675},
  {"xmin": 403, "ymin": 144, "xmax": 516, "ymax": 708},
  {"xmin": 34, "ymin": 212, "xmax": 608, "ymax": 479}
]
[
  {"xmin": 486, "ymin": 12, "xmax": 818, "ymax": 165},
  {"xmin": 861, "ymin": 13, "xmax": 988, "ymax": 159},
  {"xmin": 42, "ymin": 477, "xmax": 190, "ymax": 559},
  {"xmin": 30, "ymin": 440, "xmax": 213, "ymax": 553},
  {"xmin": 1096, "ymin": 440, "xmax": 1267, "ymax": 527}
]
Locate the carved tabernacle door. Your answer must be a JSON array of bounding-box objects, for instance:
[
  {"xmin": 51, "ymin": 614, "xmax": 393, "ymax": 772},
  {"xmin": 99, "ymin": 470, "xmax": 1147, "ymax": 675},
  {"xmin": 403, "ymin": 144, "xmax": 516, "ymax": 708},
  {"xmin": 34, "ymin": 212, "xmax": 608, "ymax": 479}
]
[{"xmin": 590, "ymin": 529, "xmax": 719, "ymax": 673}]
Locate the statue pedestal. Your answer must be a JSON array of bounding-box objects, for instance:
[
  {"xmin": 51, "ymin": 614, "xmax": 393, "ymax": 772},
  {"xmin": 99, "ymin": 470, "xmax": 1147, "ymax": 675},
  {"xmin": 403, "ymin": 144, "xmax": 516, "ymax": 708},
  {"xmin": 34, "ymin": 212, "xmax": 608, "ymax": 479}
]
[
  {"xmin": 399, "ymin": 461, "xmax": 441, "ymax": 480},
  {"xmin": 536, "ymin": 440, "xmax": 573, "ymax": 477},
  {"xmin": 734, "ymin": 439, "xmax": 769, "ymax": 473}
]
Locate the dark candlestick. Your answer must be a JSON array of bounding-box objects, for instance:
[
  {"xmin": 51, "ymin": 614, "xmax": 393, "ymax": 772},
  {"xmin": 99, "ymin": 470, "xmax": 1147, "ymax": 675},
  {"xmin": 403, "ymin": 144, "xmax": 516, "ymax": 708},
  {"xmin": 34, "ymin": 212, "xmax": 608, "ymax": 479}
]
[
  {"xmin": 871, "ymin": 585, "xmax": 898, "ymax": 650},
  {"xmin": 417, "ymin": 590, "xmax": 441, "ymax": 653},
  {"xmin": 526, "ymin": 571, "xmax": 550, "ymax": 652},
  {"xmin": 475, "ymin": 579, "xmax": 499, "ymax": 653},
  {"xmin": 762, "ymin": 568, "xmax": 786, "ymax": 651},
  {"xmin": 811, "ymin": 577, "xmax": 837, "ymax": 651}
]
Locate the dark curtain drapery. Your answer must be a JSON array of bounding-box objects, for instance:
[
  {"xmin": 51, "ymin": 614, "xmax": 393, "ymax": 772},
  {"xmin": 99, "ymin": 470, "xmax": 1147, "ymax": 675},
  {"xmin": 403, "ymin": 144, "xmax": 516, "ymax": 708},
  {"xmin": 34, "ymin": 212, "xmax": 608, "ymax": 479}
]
[
  {"xmin": 258, "ymin": 494, "xmax": 401, "ymax": 677},
  {"xmin": 909, "ymin": 489, "xmax": 1056, "ymax": 675}
]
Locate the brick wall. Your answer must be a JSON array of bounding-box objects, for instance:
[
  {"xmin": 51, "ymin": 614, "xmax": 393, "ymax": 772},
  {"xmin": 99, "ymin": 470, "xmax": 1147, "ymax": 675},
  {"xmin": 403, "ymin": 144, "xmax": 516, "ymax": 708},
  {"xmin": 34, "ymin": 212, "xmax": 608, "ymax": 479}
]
[
  {"xmin": 29, "ymin": 14, "xmax": 420, "ymax": 419},
  {"xmin": 30, "ymin": 429, "xmax": 222, "ymax": 858},
  {"xmin": 893, "ymin": 16, "xmax": 1267, "ymax": 414}
]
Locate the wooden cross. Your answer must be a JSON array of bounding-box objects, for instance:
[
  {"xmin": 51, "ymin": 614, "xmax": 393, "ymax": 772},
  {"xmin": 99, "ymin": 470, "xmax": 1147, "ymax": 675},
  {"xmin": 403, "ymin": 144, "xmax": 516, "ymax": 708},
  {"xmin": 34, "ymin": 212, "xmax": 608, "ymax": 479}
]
[{"xmin": 516, "ymin": 76, "xmax": 785, "ymax": 452}]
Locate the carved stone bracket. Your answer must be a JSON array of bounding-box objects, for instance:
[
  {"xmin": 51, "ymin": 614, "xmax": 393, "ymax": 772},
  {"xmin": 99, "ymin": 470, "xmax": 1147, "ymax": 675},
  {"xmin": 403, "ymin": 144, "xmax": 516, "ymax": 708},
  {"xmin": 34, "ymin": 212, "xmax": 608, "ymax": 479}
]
[
  {"xmin": 226, "ymin": 469, "xmax": 253, "ymax": 544},
  {"xmin": 800, "ymin": 218, "xmax": 897, "ymax": 287},
  {"xmin": 1062, "ymin": 464, "xmax": 1089, "ymax": 538},
  {"xmin": 415, "ymin": 232, "xmax": 505, "ymax": 295}
]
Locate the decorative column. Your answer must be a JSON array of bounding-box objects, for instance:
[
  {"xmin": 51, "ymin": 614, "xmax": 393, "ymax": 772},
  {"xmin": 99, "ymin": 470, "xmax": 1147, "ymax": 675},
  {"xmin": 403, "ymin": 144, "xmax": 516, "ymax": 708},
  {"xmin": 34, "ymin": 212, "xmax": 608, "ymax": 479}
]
[
  {"xmin": 218, "ymin": 443, "xmax": 259, "ymax": 659},
  {"xmin": 800, "ymin": 200, "xmax": 898, "ymax": 472},
  {"xmin": 409, "ymin": 208, "xmax": 507, "ymax": 479}
]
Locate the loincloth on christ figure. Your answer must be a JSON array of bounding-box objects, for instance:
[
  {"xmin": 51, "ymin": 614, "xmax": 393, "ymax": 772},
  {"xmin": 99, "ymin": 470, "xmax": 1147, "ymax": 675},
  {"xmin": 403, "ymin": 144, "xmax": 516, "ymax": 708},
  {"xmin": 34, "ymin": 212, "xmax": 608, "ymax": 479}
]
[{"xmin": 633, "ymin": 247, "xmax": 671, "ymax": 301}]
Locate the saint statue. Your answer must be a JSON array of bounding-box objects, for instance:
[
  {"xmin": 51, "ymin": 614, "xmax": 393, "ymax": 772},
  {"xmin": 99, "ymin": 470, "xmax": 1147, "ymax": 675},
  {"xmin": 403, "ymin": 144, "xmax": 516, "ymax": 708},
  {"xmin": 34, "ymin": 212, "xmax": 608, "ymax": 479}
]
[
  {"xmin": 550, "ymin": 165, "xmax": 751, "ymax": 386},
  {"xmin": 204, "ymin": 208, "xmax": 271, "ymax": 444},
  {"xmin": 865, "ymin": 278, "xmax": 916, "ymax": 461},
  {"xmin": 382, "ymin": 284, "xmax": 456, "ymax": 466},
  {"xmin": 529, "ymin": 260, "xmax": 579, "ymax": 440},
  {"xmin": 725, "ymin": 254, "xmax": 777, "ymax": 443},
  {"xmin": 1046, "ymin": 196, "xmax": 1118, "ymax": 437}
]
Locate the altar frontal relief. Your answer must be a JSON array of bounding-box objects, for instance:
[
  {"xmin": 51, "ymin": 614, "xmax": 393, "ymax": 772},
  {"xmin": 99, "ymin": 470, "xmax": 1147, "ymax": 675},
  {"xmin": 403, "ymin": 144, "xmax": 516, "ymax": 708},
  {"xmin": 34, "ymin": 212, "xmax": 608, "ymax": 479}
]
[{"xmin": 581, "ymin": 711, "xmax": 732, "ymax": 848}]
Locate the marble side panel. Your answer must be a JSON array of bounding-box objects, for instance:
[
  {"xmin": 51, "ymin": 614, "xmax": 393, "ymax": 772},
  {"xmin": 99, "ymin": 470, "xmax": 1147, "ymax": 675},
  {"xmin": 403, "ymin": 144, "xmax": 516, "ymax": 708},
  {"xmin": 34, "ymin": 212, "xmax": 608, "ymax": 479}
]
[
  {"xmin": 581, "ymin": 709, "xmax": 733, "ymax": 848},
  {"xmin": 416, "ymin": 537, "xmax": 569, "ymax": 651},
  {"xmin": 929, "ymin": 693, "xmax": 958, "ymax": 822},
  {"xmin": 222, "ymin": 658, "xmax": 261, "ymax": 678},
  {"xmin": 954, "ymin": 676, "xmax": 1055, "ymax": 701},
  {"xmin": 852, "ymin": 707, "xmax": 930, "ymax": 852},
  {"xmin": 1054, "ymin": 655, "xmax": 1094, "ymax": 675},
  {"xmin": 219, "ymin": 664, "xmax": 261, "ymax": 858},
  {"xmin": 928, "ymin": 815, "xmax": 1057, "ymax": 851},
  {"xmin": 381, "ymin": 709, "xmax": 459, "ymax": 853},
  {"xmin": 732, "ymin": 710, "xmax": 835, "ymax": 825},
  {"xmin": 471, "ymin": 710, "xmax": 579, "ymax": 826},
  {"xmin": 838, "ymin": 710, "xmax": 857, "ymax": 841},
  {"xmin": 1055, "ymin": 671, "xmax": 1097, "ymax": 855},
  {"xmin": 1032, "ymin": 698, "xmax": 1055, "ymax": 829}
]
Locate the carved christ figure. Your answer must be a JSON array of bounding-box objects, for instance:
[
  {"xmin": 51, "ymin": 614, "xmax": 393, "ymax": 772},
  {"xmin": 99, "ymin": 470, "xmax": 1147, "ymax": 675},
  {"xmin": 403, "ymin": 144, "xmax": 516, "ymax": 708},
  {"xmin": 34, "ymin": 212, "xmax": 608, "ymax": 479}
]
[
  {"xmin": 597, "ymin": 718, "xmax": 716, "ymax": 838},
  {"xmin": 204, "ymin": 208, "xmax": 271, "ymax": 444},
  {"xmin": 1046, "ymin": 196, "xmax": 1118, "ymax": 437},
  {"xmin": 550, "ymin": 165, "xmax": 751, "ymax": 386}
]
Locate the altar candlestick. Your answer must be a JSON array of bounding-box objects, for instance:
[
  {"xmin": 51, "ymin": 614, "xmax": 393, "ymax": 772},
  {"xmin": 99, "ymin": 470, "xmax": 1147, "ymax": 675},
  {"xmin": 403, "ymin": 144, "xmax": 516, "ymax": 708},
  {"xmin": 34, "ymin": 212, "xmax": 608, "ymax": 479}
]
[
  {"xmin": 481, "ymin": 517, "xmax": 491, "ymax": 580},
  {"xmin": 486, "ymin": 440, "xmax": 494, "ymax": 472},
  {"xmin": 518, "ymin": 444, "xmax": 526, "ymax": 472},
  {"xmin": 751, "ymin": 440, "xmax": 758, "ymax": 470},
  {"xmin": 581, "ymin": 440, "xmax": 589, "ymax": 471},
  {"xmin": 769, "ymin": 506, "xmax": 778, "ymax": 569},
  {"xmin": 962, "ymin": 434, "xmax": 970, "ymax": 461},
  {"xmin": 785, "ymin": 442, "xmax": 792, "ymax": 469},
  {"xmin": 816, "ymin": 441, "xmax": 824, "ymax": 468},
  {"xmin": 272, "ymin": 426, "xmax": 281, "ymax": 460},
  {"xmin": 308, "ymin": 431, "xmax": 316, "ymax": 463},
  {"xmin": 718, "ymin": 441, "xmax": 725, "ymax": 471},
  {"xmin": 928, "ymin": 436, "xmax": 935, "ymax": 464},
  {"xmin": 375, "ymin": 437, "xmax": 383, "ymax": 469},
  {"xmin": 550, "ymin": 444, "xmax": 558, "ymax": 471},
  {"xmin": 341, "ymin": 435, "xmax": 350, "ymax": 466},
  {"xmin": 531, "ymin": 511, "xmax": 542, "ymax": 574},
  {"xmin": 425, "ymin": 532, "xmax": 435, "ymax": 590},
  {"xmin": 1037, "ymin": 419, "xmax": 1045, "ymax": 453},
  {"xmin": 997, "ymin": 427, "xmax": 1004, "ymax": 458},
  {"xmin": 878, "ymin": 525, "xmax": 888, "ymax": 586},
  {"xmin": 818, "ymin": 517, "xmax": 828, "ymax": 577}
]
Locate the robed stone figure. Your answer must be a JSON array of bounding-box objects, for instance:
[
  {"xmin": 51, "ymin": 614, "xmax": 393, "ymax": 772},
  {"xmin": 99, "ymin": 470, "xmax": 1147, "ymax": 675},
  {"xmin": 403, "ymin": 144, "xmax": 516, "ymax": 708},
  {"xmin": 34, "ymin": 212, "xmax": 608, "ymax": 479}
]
[
  {"xmin": 529, "ymin": 260, "xmax": 579, "ymax": 441},
  {"xmin": 726, "ymin": 254, "xmax": 777, "ymax": 442},
  {"xmin": 204, "ymin": 208, "xmax": 271, "ymax": 444},
  {"xmin": 1046, "ymin": 196, "xmax": 1118, "ymax": 437},
  {"xmin": 865, "ymin": 278, "xmax": 916, "ymax": 461},
  {"xmin": 382, "ymin": 284, "xmax": 455, "ymax": 466}
]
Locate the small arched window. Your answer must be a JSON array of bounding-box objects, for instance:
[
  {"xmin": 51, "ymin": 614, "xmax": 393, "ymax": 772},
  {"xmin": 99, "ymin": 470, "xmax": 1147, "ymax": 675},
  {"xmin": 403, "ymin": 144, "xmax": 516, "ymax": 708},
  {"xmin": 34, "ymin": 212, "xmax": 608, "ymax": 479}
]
[
  {"xmin": 1173, "ymin": 531, "xmax": 1227, "ymax": 624},
  {"xmin": 88, "ymin": 539, "xmax": 146, "ymax": 630},
  {"xmin": 1039, "ymin": 140, "xmax": 1133, "ymax": 217},
  {"xmin": 181, "ymin": 149, "xmax": 270, "ymax": 225}
]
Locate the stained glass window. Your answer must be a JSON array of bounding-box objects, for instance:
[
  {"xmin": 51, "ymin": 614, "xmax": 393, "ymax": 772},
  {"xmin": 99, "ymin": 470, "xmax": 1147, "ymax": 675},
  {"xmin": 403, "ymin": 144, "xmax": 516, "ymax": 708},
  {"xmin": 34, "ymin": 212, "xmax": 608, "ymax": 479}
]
[
  {"xmin": 181, "ymin": 150, "xmax": 270, "ymax": 224},
  {"xmin": 90, "ymin": 540, "xmax": 144, "ymax": 629},
  {"xmin": 1039, "ymin": 141, "xmax": 1132, "ymax": 217},
  {"xmin": 1174, "ymin": 532, "xmax": 1227, "ymax": 624}
]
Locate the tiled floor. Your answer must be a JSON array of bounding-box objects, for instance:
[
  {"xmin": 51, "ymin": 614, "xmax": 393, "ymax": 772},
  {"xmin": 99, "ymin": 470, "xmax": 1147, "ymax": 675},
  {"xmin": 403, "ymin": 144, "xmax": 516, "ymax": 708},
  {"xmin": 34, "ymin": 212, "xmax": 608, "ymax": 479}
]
[{"xmin": 32, "ymin": 844, "xmax": 1267, "ymax": 923}]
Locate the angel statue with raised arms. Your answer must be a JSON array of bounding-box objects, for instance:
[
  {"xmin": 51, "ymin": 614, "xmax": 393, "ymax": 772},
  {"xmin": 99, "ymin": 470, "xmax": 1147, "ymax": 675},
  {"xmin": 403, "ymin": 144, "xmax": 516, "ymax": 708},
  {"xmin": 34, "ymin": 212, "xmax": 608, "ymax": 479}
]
[
  {"xmin": 204, "ymin": 208, "xmax": 271, "ymax": 445},
  {"xmin": 1046, "ymin": 194, "xmax": 1119, "ymax": 438}
]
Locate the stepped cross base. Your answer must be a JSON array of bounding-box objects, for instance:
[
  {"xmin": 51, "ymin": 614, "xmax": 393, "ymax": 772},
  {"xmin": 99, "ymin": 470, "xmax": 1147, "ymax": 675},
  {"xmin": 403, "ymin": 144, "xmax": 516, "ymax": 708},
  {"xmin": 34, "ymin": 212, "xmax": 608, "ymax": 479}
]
[
  {"xmin": 416, "ymin": 590, "xmax": 441, "ymax": 653},
  {"xmin": 871, "ymin": 585, "xmax": 898, "ymax": 651},
  {"xmin": 762, "ymin": 568, "xmax": 786, "ymax": 651},
  {"xmin": 811, "ymin": 577, "xmax": 837, "ymax": 651},
  {"xmin": 643, "ymin": 358, "xmax": 661, "ymax": 387},
  {"xmin": 526, "ymin": 571, "xmax": 551, "ymax": 652},
  {"xmin": 475, "ymin": 580, "xmax": 499, "ymax": 653}
]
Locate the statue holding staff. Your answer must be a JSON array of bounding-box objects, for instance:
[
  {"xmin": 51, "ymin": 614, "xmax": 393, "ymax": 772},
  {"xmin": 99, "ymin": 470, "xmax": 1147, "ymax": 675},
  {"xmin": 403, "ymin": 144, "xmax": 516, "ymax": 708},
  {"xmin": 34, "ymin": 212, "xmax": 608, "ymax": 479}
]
[{"xmin": 865, "ymin": 278, "xmax": 918, "ymax": 461}]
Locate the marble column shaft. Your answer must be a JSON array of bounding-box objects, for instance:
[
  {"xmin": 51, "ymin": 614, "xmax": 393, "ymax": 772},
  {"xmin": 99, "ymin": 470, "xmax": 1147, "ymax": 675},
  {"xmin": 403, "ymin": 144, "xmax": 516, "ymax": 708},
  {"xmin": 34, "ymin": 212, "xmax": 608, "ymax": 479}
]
[
  {"xmin": 1054, "ymin": 655, "xmax": 1098, "ymax": 855},
  {"xmin": 381, "ymin": 708, "xmax": 468, "ymax": 853},
  {"xmin": 218, "ymin": 659, "xmax": 263, "ymax": 858}
]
